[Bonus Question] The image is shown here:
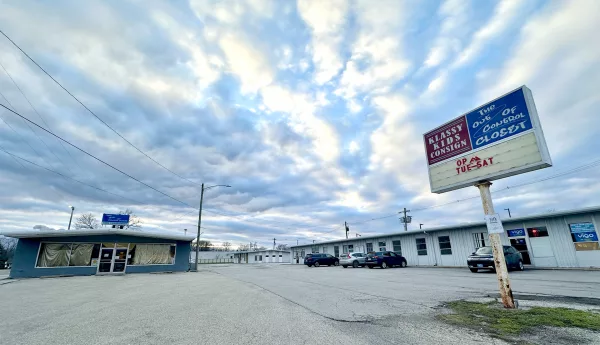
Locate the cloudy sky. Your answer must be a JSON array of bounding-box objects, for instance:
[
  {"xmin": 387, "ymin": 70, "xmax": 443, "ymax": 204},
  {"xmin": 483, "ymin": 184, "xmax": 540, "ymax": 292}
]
[{"xmin": 0, "ymin": 0, "xmax": 599, "ymax": 248}]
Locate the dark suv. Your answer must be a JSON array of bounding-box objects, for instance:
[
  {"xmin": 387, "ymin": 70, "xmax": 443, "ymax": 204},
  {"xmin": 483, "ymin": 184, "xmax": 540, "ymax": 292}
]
[
  {"xmin": 365, "ymin": 251, "xmax": 407, "ymax": 269},
  {"xmin": 304, "ymin": 253, "xmax": 339, "ymax": 267}
]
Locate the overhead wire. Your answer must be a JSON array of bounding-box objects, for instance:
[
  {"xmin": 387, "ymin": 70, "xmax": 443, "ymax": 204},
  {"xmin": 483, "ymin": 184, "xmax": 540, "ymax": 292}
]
[
  {"xmin": 0, "ymin": 59, "xmax": 85, "ymax": 175},
  {"xmin": 0, "ymin": 103, "xmax": 198, "ymax": 210},
  {"xmin": 0, "ymin": 29, "xmax": 202, "ymax": 188}
]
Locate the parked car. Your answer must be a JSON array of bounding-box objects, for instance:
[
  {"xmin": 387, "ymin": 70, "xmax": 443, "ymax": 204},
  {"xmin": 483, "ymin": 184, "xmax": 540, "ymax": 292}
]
[
  {"xmin": 467, "ymin": 246, "xmax": 524, "ymax": 273},
  {"xmin": 365, "ymin": 251, "xmax": 407, "ymax": 269},
  {"xmin": 340, "ymin": 252, "xmax": 366, "ymax": 268},
  {"xmin": 304, "ymin": 253, "xmax": 339, "ymax": 267}
]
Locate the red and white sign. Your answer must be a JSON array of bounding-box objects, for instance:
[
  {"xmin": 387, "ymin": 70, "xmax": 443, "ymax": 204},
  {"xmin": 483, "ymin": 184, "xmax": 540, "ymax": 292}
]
[{"xmin": 424, "ymin": 116, "xmax": 471, "ymax": 165}]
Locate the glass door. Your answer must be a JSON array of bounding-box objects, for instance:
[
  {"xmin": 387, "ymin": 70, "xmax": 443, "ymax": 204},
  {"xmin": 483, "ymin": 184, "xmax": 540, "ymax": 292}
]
[
  {"xmin": 113, "ymin": 248, "xmax": 128, "ymax": 272},
  {"xmin": 98, "ymin": 248, "xmax": 114, "ymax": 273}
]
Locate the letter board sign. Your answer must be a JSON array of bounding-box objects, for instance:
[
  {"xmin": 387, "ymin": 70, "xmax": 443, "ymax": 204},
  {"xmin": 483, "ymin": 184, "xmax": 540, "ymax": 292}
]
[{"xmin": 424, "ymin": 86, "xmax": 552, "ymax": 193}]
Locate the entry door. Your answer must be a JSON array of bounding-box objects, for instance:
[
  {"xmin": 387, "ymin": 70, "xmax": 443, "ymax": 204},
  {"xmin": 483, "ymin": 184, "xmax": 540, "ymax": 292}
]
[{"xmin": 98, "ymin": 247, "xmax": 128, "ymax": 273}]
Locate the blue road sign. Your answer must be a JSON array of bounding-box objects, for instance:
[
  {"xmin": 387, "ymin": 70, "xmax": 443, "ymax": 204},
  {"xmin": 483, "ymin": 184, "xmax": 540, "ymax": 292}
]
[{"xmin": 102, "ymin": 213, "xmax": 130, "ymax": 225}]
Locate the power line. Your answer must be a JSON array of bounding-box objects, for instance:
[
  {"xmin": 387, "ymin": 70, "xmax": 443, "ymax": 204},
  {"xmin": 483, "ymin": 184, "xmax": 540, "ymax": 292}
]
[
  {"xmin": 0, "ymin": 29, "xmax": 202, "ymax": 188},
  {"xmin": 0, "ymin": 103, "xmax": 197, "ymax": 210},
  {"xmin": 0, "ymin": 89, "xmax": 68, "ymax": 173},
  {"xmin": 0, "ymin": 59, "xmax": 85, "ymax": 175},
  {"xmin": 0, "ymin": 146, "xmax": 149, "ymax": 206}
]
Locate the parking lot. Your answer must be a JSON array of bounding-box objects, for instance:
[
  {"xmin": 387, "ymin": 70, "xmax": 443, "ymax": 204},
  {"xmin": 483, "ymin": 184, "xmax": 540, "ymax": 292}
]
[{"xmin": 1, "ymin": 265, "xmax": 599, "ymax": 344}]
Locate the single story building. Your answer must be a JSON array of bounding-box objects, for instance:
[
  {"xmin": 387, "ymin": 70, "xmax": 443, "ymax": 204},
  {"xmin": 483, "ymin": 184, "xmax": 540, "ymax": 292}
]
[
  {"xmin": 1, "ymin": 228, "xmax": 194, "ymax": 278},
  {"xmin": 291, "ymin": 206, "xmax": 600, "ymax": 269},
  {"xmin": 189, "ymin": 251, "xmax": 235, "ymax": 264},
  {"xmin": 233, "ymin": 249, "xmax": 291, "ymax": 264}
]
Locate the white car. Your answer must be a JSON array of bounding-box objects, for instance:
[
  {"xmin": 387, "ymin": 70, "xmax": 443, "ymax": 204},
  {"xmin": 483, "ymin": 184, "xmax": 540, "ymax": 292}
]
[{"xmin": 339, "ymin": 252, "xmax": 366, "ymax": 268}]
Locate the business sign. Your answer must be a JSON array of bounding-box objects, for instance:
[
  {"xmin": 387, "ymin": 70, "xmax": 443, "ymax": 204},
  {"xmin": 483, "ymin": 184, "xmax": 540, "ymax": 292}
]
[
  {"xmin": 485, "ymin": 214, "xmax": 504, "ymax": 234},
  {"xmin": 424, "ymin": 86, "xmax": 552, "ymax": 193},
  {"xmin": 101, "ymin": 213, "xmax": 130, "ymax": 225},
  {"xmin": 569, "ymin": 223, "xmax": 598, "ymax": 242},
  {"xmin": 507, "ymin": 229, "xmax": 525, "ymax": 237}
]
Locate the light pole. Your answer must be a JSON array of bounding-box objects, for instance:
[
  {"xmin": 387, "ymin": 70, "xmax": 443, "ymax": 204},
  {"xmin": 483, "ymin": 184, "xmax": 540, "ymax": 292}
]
[
  {"xmin": 420, "ymin": 223, "xmax": 424, "ymax": 229},
  {"xmin": 194, "ymin": 183, "xmax": 231, "ymax": 271},
  {"xmin": 504, "ymin": 208, "xmax": 512, "ymax": 218},
  {"xmin": 67, "ymin": 206, "xmax": 75, "ymax": 230}
]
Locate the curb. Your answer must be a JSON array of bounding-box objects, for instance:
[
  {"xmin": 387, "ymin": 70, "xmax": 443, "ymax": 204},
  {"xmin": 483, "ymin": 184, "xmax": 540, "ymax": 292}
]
[{"xmin": 412, "ymin": 265, "xmax": 600, "ymax": 271}]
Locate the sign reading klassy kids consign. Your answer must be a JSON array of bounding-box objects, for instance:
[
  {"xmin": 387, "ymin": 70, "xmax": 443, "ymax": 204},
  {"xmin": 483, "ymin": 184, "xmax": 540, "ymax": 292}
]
[{"xmin": 424, "ymin": 86, "xmax": 552, "ymax": 193}]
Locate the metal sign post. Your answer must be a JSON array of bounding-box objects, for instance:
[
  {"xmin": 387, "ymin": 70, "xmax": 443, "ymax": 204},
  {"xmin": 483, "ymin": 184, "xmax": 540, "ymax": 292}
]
[{"xmin": 476, "ymin": 181, "xmax": 515, "ymax": 308}]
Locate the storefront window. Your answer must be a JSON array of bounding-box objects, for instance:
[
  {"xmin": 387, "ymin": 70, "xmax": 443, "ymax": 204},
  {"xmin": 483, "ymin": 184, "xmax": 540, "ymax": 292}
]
[
  {"xmin": 37, "ymin": 243, "xmax": 100, "ymax": 267},
  {"xmin": 527, "ymin": 227, "xmax": 549, "ymax": 237},
  {"xmin": 129, "ymin": 244, "xmax": 176, "ymax": 265}
]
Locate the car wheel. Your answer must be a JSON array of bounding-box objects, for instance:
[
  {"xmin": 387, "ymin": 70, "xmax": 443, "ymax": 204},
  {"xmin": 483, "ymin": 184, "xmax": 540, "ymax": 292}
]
[
  {"xmin": 517, "ymin": 260, "xmax": 524, "ymax": 271},
  {"xmin": 381, "ymin": 262, "xmax": 388, "ymax": 269},
  {"xmin": 352, "ymin": 261, "xmax": 359, "ymax": 268},
  {"xmin": 401, "ymin": 260, "xmax": 407, "ymax": 268},
  {"xmin": 342, "ymin": 265, "xmax": 348, "ymax": 268},
  {"xmin": 469, "ymin": 268, "xmax": 478, "ymax": 273},
  {"xmin": 334, "ymin": 261, "xmax": 340, "ymax": 266},
  {"xmin": 367, "ymin": 265, "xmax": 373, "ymax": 269},
  {"xmin": 314, "ymin": 261, "xmax": 320, "ymax": 267},
  {"xmin": 308, "ymin": 264, "xmax": 312, "ymax": 267}
]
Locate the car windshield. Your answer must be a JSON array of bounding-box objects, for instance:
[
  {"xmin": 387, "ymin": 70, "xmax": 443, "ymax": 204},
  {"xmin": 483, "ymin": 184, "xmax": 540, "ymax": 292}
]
[
  {"xmin": 475, "ymin": 247, "xmax": 493, "ymax": 255},
  {"xmin": 369, "ymin": 252, "xmax": 384, "ymax": 256}
]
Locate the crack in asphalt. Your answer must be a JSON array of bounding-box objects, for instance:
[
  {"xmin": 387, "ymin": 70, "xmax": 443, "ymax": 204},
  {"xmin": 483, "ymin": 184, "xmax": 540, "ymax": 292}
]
[{"xmin": 207, "ymin": 269, "xmax": 376, "ymax": 324}]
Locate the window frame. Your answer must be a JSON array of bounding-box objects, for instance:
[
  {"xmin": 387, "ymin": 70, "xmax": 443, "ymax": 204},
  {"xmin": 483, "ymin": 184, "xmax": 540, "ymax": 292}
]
[
  {"xmin": 378, "ymin": 241, "xmax": 386, "ymax": 251},
  {"xmin": 35, "ymin": 241, "xmax": 101, "ymax": 268},
  {"xmin": 416, "ymin": 238, "xmax": 428, "ymax": 256},
  {"xmin": 392, "ymin": 240, "xmax": 402, "ymax": 254},
  {"xmin": 438, "ymin": 236, "xmax": 452, "ymax": 255}
]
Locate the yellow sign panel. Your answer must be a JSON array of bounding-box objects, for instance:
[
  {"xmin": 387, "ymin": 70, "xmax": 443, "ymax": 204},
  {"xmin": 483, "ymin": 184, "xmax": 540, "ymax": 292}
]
[{"xmin": 574, "ymin": 242, "xmax": 600, "ymax": 251}]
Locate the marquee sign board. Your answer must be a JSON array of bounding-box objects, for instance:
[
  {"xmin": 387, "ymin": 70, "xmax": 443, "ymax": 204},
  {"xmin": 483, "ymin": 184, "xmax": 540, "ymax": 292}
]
[
  {"xmin": 101, "ymin": 213, "xmax": 130, "ymax": 226},
  {"xmin": 424, "ymin": 86, "xmax": 552, "ymax": 193}
]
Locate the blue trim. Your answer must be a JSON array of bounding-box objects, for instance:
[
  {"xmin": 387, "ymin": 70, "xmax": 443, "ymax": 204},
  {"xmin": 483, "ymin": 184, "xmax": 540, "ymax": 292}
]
[{"xmin": 9, "ymin": 234, "xmax": 191, "ymax": 278}]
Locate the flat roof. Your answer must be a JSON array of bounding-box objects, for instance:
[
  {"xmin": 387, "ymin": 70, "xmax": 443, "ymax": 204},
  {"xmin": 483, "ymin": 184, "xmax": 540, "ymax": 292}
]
[
  {"xmin": 0, "ymin": 228, "xmax": 195, "ymax": 242},
  {"xmin": 233, "ymin": 249, "xmax": 291, "ymax": 254},
  {"xmin": 291, "ymin": 205, "xmax": 600, "ymax": 248}
]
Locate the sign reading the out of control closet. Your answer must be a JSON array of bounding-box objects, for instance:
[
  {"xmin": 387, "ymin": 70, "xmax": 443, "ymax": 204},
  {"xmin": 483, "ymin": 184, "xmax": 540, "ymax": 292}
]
[{"xmin": 424, "ymin": 86, "xmax": 552, "ymax": 193}]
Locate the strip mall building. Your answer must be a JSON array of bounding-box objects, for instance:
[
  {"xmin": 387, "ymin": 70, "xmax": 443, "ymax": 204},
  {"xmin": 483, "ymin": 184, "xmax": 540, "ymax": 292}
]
[{"xmin": 290, "ymin": 206, "xmax": 600, "ymax": 269}]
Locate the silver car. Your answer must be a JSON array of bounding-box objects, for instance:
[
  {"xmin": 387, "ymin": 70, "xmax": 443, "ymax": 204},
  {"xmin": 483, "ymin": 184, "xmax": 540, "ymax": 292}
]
[{"xmin": 339, "ymin": 252, "xmax": 366, "ymax": 268}]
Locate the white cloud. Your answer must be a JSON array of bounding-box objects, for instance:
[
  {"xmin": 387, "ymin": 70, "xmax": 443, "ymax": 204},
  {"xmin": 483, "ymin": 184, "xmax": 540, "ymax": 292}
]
[
  {"xmin": 297, "ymin": 0, "xmax": 349, "ymax": 84},
  {"xmin": 336, "ymin": 0, "xmax": 410, "ymax": 101},
  {"xmin": 219, "ymin": 34, "xmax": 274, "ymax": 94},
  {"xmin": 348, "ymin": 140, "xmax": 359, "ymax": 154},
  {"xmin": 423, "ymin": 0, "xmax": 470, "ymax": 68},
  {"xmin": 453, "ymin": 0, "xmax": 526, "ymax": 68}
]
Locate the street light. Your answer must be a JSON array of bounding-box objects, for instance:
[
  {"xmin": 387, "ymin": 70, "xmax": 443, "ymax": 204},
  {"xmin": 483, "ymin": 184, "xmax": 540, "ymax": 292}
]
[
  {"xmin": 504, "ymin": 208, "xmax": 512, "ymax": 218},
  {"xmin": 194, "ymin": 183, "xmax": 231, "ymax": 271},
  {"xmin": 67, "ymin": 206, "xmax": 75, "ymax": 230},
  {"xmin": 420, "ymin": 223, "xmax": 424, "ymax": 229}
]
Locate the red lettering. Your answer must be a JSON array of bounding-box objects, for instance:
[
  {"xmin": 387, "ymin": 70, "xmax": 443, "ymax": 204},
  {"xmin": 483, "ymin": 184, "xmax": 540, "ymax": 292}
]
[
  {"xmin": 467, "ymin": 165, "xmax": 472, "ymax": 171},
  {"xmin": 482, "ymin": 160, "xmax": 488, "ymax": 167},
  {"xmin": 488, "ymin": 157, "xmax": 494, "ymax": 164},
  {"xmin": 456, "ymin": 167, "xmax": 461, "ymax": 175}
]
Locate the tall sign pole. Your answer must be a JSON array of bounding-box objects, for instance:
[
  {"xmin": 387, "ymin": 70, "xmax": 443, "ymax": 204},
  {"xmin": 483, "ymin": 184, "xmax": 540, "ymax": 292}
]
[{"xmin": 476, "ymin": 181, "xmax": 515, "ymax": 308}]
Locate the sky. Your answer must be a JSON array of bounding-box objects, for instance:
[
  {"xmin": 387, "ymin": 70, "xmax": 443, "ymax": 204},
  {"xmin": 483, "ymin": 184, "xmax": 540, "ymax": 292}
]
[{"xmin": 0, "ymin": 0, "xmax": 599, "ymax": 249}]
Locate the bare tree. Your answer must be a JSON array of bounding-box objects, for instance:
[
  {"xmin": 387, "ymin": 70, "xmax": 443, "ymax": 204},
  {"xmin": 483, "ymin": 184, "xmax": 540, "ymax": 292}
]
[
  {"xmin": 118, "ymin": 208, "xmax": 142, "ymax": 229},
  {"xmin": 222, "ymin": 242, "xmax": 232, "ymax": 251},
  {"xmin": 237, "ymin": 244, "xmax": 250, "ymax": 251},
  {"xmin": 75, "ymin": 213, "xmax": 99, "ymax": 229},
  {"xmin": 0, "ymin": 237, "xmax": 17, "ymax": 266},
  {"xmin": 276, "ymin": 244, "xmax": 289, "ymax": 251}
]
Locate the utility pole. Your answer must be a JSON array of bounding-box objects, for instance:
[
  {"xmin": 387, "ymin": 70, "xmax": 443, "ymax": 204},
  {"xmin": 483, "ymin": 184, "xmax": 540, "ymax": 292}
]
[
  {"xmin": 194, "ymin": 183, "xmax": 205, "ymax": 272},
  {"xmin": 476, "ymin": 182, "xmax": 515, "ymax": 308},
  {"xmin": 297, "ymin": 239, "xmax": 299, "ymax": 246},
  {"xmin": 504, "ymin": 208, "xmax": 512, "ymax": 218},
  {"xmin": 273, "ymin": 238, "xmax": 276, "ymax": 250},
  {"xmin": 67, "ymin": 206, "xmax": 75, "ymax": 230},
  {"xmin": 400, "ymin": 208, "xmax": 410, "ymax": 231},
  {"xmin": 345, "ymin": 221, "xmax": 349, "ymax": 239},
  {"xmin": 419, "ymin": 223, "xmax": 424, "ymax": 229}
]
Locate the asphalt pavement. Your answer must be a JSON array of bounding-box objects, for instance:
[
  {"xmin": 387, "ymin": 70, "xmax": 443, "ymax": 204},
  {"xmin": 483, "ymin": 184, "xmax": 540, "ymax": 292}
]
[{"xmin": 1, "ymin": 265, "xmax": 599, "ymax": 344}]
